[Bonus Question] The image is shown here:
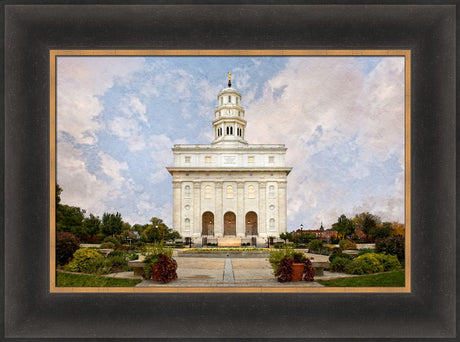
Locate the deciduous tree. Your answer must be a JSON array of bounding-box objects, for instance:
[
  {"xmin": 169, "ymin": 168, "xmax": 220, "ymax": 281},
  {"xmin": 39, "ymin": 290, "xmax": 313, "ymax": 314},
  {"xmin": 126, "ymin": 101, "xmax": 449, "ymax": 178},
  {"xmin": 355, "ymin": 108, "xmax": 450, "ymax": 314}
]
[
  {"xmin": 101, "ymin": 212, "xmax": 123, "ymax": 237},
  {"xmin": 332, "ymin": 215, "xmax": 356, "ymax": 239}
]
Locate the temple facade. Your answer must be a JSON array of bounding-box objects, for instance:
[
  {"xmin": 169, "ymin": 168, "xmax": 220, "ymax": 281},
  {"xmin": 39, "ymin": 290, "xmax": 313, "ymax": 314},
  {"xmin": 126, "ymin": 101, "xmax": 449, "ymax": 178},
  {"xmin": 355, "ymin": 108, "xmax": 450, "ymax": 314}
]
[{"xmin": 167, "ymin": 74, "xmax": 291, "ymax": 245}]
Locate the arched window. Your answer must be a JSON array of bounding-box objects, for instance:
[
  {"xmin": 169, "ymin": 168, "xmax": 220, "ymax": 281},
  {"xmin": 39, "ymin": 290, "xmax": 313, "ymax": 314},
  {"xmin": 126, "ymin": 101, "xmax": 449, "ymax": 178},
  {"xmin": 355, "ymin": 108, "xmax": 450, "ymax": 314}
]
[
  {"xmin": 226, "ymin": 126, "xmax": 229, "ymax": 135},
  {"xmin": 230, "ymin": 126, "xmax": 233, "ymax": 135},
  {"xmin": 228, "ymin": 95, "xmax": 231, "ymax": 103},
  {"xmin": 184, "ymin": 185, "xmax": 191, "ymax": 198},
  {"xmin": 184, "ymin": 218, "xmax": 190, "ymax": 231},
  {"xmin": 226, "ymin": 185, "xmax": 233, "ymax": 198},
  {"xmin": 205, "ymin": 185, "xmax": 212, "ymax": 198},
  {"xmin": 236, "ymin": 97, "xmax": 239, "ymax": 104},
  {"xmin": 248, "ymin": 185, "xmax": 255, "ymax": 198},
  {"xmin": 269, "ymin": 185, "xmax": 275, "ymax": 198},
  {"xmin": 220, "ymin": 97, "xmax": 223, "ymax": 105},
  {"xmin": 269, "ymin": 218, "xmax": 275, "ymax": 231}
]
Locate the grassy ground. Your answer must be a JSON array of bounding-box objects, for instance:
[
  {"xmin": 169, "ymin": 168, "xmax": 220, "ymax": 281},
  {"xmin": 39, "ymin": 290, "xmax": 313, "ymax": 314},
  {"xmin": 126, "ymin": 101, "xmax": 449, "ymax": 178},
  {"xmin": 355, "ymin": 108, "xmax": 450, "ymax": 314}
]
[
  {"xmin": 317, "ymin": 270, "xmax": 405, "ymax": 287},
  {"xmin": 56, "ymin": 271, "xmax": 142, "ymax": 287}
]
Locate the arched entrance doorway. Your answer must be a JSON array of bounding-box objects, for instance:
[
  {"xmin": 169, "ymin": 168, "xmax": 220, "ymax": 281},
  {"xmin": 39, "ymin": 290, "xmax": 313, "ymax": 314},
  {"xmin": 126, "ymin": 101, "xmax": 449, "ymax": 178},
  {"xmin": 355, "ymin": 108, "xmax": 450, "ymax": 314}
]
[
  {"xmin": 202, "ymin": 212, "xmax": 214, "ymax": 236},
  {"xmin": 223, "ymin": 212, "xmax": 236, "ymax": 236},
  {"xmin": 245, "ymin": 211, "xmax": 258, "ymax": 236}
]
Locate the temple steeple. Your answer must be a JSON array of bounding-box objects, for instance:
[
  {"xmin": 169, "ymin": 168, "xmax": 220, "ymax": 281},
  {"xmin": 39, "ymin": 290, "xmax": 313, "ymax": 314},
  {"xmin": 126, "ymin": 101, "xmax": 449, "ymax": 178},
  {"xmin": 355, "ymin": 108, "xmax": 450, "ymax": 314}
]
[{"xmin": 212, "ymin": 73, "xmax": 247, "ymax": 146}]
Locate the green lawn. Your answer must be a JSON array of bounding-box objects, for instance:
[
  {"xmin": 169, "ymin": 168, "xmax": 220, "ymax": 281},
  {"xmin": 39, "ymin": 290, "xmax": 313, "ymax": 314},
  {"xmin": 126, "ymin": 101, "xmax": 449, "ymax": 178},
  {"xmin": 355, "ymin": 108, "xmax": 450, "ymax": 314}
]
[
  {"xmin": 317, "ymin": 270, "xmax": 405, "ymax": 287},
  {"xmin": 56, "ymin": 271, "xmax": 142, "ymax": 287}
]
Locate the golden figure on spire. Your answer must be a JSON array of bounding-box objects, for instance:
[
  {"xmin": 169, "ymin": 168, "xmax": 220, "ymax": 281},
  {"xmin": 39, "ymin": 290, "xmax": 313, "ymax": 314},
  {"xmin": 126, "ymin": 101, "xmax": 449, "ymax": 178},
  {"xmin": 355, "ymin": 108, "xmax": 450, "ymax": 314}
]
[{"xmin": 227, "ymin": 72, "xmax": 232, "ymax": 87}]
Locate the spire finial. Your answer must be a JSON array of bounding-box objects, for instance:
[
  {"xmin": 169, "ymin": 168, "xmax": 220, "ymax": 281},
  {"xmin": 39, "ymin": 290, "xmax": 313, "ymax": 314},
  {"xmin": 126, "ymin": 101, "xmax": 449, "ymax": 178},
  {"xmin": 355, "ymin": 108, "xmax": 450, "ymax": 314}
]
[{"xmin": 228, "ymin": 71, "xmax": 232, "ymax": 87}]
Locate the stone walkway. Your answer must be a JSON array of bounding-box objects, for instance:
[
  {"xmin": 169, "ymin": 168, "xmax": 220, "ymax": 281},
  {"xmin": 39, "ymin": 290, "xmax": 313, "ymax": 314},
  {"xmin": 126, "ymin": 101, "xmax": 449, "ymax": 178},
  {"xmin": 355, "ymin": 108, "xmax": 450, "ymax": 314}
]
[{"xmin": 105, "ymin": 256, "xmax": 353, "ymax": 288}]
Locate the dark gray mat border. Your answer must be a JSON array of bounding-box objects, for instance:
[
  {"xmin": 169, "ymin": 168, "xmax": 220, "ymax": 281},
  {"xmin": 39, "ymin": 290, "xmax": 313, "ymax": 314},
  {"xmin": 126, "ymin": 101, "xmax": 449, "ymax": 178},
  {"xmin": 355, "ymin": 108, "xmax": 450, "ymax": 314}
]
[{"xmin": 3, "ymin": 2, "xmax": 457, "ymax": 341}]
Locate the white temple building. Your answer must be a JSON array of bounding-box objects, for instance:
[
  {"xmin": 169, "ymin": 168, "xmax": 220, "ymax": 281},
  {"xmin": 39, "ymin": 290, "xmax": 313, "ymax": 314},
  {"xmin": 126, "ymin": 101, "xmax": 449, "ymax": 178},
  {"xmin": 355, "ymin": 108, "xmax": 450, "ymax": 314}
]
[{"xmin": 167, "ymin": 74, "xmax": 292, "ymax": 246}]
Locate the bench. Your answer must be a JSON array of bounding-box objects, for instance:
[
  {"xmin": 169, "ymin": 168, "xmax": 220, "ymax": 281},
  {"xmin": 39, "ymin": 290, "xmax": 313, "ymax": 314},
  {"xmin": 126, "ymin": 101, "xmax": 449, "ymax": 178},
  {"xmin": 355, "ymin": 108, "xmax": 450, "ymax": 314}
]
[
  {"xmin": 128, "ymin": 260, "xmax": 145, "ymax": 276},
  {"xmin": 310, "ymin": 261, "xmax": 329, "ymax": 276}
]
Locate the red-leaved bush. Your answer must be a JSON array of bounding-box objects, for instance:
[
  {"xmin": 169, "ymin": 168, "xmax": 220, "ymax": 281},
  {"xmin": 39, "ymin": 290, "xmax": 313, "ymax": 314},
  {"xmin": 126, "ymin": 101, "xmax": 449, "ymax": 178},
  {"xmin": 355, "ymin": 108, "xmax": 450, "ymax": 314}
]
[
  {"xmin": 151, "ymin": 254, "xmax": 178, "ymax": 283},
  {"xmin": 303, "ymin": 258, "xmax": 315, "ymax": 281},
  {"xmin": 56, "ymin": 232, "xmax": 80, "ymax": 266},
  {"xmin": 275, "ymin": 256, "xmax": 293, "ymax": 282}
]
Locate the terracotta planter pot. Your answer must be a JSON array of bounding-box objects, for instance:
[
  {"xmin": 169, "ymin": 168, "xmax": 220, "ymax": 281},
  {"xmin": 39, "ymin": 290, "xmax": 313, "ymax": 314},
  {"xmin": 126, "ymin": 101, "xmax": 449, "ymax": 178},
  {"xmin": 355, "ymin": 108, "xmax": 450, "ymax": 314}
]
[{"xmin": 291, "ymin": 263, "xmax": 305, "ymax": 281}]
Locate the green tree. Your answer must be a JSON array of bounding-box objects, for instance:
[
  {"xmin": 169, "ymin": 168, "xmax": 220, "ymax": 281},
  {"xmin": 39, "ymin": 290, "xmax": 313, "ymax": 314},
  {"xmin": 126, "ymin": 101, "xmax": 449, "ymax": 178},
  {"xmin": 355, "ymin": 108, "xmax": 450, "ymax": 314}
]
[
  {"xmin": 308, "ymin": 239, "xmax": 324, "ymax": 252},
  {"xmin": 279, "ymin": 232, "xmax": 292, "ymax": 244},
  {"xmin": 56, "ymin": 183, "xmax": 63, "ymax": 206},
  {"xmin": 56, "ymin": 204, "xmax": 85, "ymax": 235},
  {"xmin": 167, "ymin": 230, "xmax": 181, "ymax": 241},
  {"xmin": 82, "ymin": 214, "xmax": 101, "ymax": 240},
  {"xmin": 354, "ymin": 212, "xmax": 381, "ymax": 239},
  {"xmin": 132, "ymin": 224, "xmax": 146, "ymax": 235},
  {"xmin": 294, "ymin": 232, "xmax": 316, "ymax": 244},
  {"xmin": 369, "ymin": 222, "xmax": 392, "ymax": 240},
  {"xmin": 332, "ymin": 215, "xmax": 356, "ymax": 239},
  {"xmin": 101, "ymin": 212, "xmax": 123, "ymax": 237},
  {"xmin": 141, "ymin": 217, "xmax": 181, "ymax": 242}
]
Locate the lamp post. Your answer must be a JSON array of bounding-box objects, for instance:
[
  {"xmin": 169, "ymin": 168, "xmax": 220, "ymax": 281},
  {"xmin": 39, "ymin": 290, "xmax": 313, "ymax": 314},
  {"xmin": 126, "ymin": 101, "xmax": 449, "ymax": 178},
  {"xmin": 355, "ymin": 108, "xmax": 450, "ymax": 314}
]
[{"xmin": 300, "ymin": 224, "xmax": 303, "ymax": 244}]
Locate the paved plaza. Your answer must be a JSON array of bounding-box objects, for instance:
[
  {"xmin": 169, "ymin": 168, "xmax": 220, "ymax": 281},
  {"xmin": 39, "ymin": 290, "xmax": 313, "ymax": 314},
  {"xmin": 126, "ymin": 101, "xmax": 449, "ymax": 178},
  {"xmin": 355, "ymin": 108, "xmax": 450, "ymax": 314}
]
[{"xmin": 106, "ymin": 254, "xmax": 351, "ymax": 288}]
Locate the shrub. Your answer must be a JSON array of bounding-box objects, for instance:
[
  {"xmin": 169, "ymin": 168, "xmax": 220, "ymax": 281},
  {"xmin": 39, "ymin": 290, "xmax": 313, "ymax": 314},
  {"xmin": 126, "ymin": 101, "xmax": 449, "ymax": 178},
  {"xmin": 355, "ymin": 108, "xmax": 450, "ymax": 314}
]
[
  {"xmin": 151, "ymin": 254, "xmax": 178, "ymax": 283},
  {"xmin": 374, "ymin": 253, "xmax": 401, "ymax": 271},
  {"xmin": 304, "ymin": 259, "xmax": 315, "ymax": 281},
  {"xmin": 375, "ymin": 235, "xmax": 405, "ymax": 261},
  {"xmin": 329, "ymin": 257, "xmax": 352, "ymax": 273},
  {"xmin": 56, "ymin": 232, "xmax": 81, "ymax": 265},
  {"xmin": 142, "ymin": 242, "xmax": 175, "ymax": 279},
  {"xmin": 331, "ymin": 247, "xmax": 342, "ymax": 254},
  {"xmin": 100, "ymin": 242, "xmax": 115, "ymax": 249},
  {"xmin": 329, "ymin": 253, "xmax": 352, "ymax": 263},
  {"xmin": 308, "ymin": 239, "xmax": 324, "ymax": 252},
  {"xmin": 65, "ymin": 248, "xmax": 104, "ymax": 273},
  {"xmin": 274, "ymin": 256, "xmax": 294, "ymax": 282},
  {"xmin": 339, "ymin": 239, "xmax": 357, "ymax": 250},
  {"xmin": 85, "ymin": 257, "xmax": 111, "ymax": 275},
  {"xmin": 102, "ymin": 236, "xmax": 121, "ymax": 246},
  {"xmin": 268, "ymin": 246, "xmax": 305, "ymax": 273},
  {"xmin": 106, "ymin": 255, "xmax": 128, "ymax": 271},
  {"xmin": 357, "ymin": 248, "xmax": 375, "ymax": 257},
  {"xmin": 347, "ymin": 254, "xmax": 384, "ymax": 275},
  {"xmin": 108, "ymin": 250, "xmax": 138, "ymax": 261},
  {"xmin": 142, "ymin": 242, "xmax": 173, "ymax": 259}
]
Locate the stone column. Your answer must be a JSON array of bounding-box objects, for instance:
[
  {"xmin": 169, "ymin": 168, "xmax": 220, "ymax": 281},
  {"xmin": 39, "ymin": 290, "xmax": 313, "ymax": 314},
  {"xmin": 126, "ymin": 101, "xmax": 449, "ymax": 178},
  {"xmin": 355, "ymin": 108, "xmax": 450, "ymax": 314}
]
[
  {"xmin": 278, "ymin": 181, "xmax": 287, "ymax": 235},
  {"xmin": 193, "ymin": 181, "xmax": 201, "ymax": 237},
  {"xmin": 214, "ymin": 181, "xmax": 223, "ymax": 237},
  {"xmin": 236, "ymin": 182, "xmax": 245, "ymax": 237},
  {"xmin": 258, "ymin": 182, "xmax": 266, "ymax": 237},
  {"xmin": 172, "ymin": 181, "xmax": 182, "ymax": 235}
]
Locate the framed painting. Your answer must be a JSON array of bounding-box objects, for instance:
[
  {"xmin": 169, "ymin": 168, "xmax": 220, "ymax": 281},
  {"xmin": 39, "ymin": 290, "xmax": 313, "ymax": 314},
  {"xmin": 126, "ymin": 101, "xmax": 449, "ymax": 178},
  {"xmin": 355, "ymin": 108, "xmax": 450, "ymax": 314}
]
[
  {"xmin": 3, "ymin": 2, "xmax": 456, "ymax": 340},
  {"xmin": 50, "ymin": 49, "xmax": 411, "ymax": 294}
]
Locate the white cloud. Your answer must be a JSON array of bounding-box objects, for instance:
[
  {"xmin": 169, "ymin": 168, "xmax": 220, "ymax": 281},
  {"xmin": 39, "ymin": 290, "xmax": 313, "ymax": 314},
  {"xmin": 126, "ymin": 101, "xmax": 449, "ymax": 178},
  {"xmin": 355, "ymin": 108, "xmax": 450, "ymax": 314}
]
[
  {"xmin": 98, "ymin": 152, "xmax": 129, "ymax": 185},
  {"xmin": 57, "ymin": 141, "xmax": 111, "ymax": 215},
  {"xmin": 57, "ymin": 57, "xmax": 145, "ymax": 145},
  {"xmin": 244, "ymin": 57, "xmax": 405, "ymax": 228},
  {"xmin": 119, "ymin": 95, "xmax": 148, "ymax": 123}
]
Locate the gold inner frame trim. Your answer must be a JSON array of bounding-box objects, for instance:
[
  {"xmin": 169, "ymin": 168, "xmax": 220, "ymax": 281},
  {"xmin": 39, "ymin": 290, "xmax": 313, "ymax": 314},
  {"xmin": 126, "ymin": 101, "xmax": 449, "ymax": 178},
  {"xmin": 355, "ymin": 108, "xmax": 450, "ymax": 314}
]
[{"xmin": 50, "ymin": 49, "xmax": 411, "ymax": 294}]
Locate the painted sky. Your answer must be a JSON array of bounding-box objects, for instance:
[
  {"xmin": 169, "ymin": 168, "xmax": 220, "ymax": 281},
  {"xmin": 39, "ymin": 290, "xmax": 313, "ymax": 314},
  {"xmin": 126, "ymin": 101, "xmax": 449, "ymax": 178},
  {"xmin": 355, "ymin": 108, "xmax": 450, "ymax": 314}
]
[{"xmin": 56, "ymin": 55, "xmax": 405, "ymax": 231}]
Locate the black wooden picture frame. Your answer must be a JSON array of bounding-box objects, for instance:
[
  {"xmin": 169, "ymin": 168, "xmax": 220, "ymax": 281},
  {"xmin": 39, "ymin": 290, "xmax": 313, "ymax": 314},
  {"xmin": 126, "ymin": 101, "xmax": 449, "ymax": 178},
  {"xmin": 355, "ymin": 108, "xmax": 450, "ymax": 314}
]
[{"xmin": 2, "ymin": 2, "xmax": 456, "ymax": 340}]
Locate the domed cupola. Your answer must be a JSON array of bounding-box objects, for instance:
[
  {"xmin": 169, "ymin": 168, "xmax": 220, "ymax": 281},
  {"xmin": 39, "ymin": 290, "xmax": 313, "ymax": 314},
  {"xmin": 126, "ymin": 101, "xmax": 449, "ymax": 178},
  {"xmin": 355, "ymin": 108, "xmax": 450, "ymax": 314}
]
[{"xmin": 212, "ymin": 72, "xmax": 248, "ymax": 146}]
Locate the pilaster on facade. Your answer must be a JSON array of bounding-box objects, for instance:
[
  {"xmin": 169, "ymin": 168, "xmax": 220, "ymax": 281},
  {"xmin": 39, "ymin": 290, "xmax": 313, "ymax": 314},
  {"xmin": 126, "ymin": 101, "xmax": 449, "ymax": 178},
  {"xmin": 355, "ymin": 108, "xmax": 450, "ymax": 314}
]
[
  {"xmin": 214, "ymin": 181, "xmax": 223, "ymax": 237},
  {"xmin": 278, "ymin": 181, "xmax": 287, "ymax": 234},
  {"xmin": 258, "ymin": 181, "xmax": 267, "ymax": 237},
  {"xmin": 236, "ymin": 182, "xmax": 245, "ymax": 237},
  {"xmin": 192, "ymin": 182, "xmax": 201, "ymax": 237}
]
